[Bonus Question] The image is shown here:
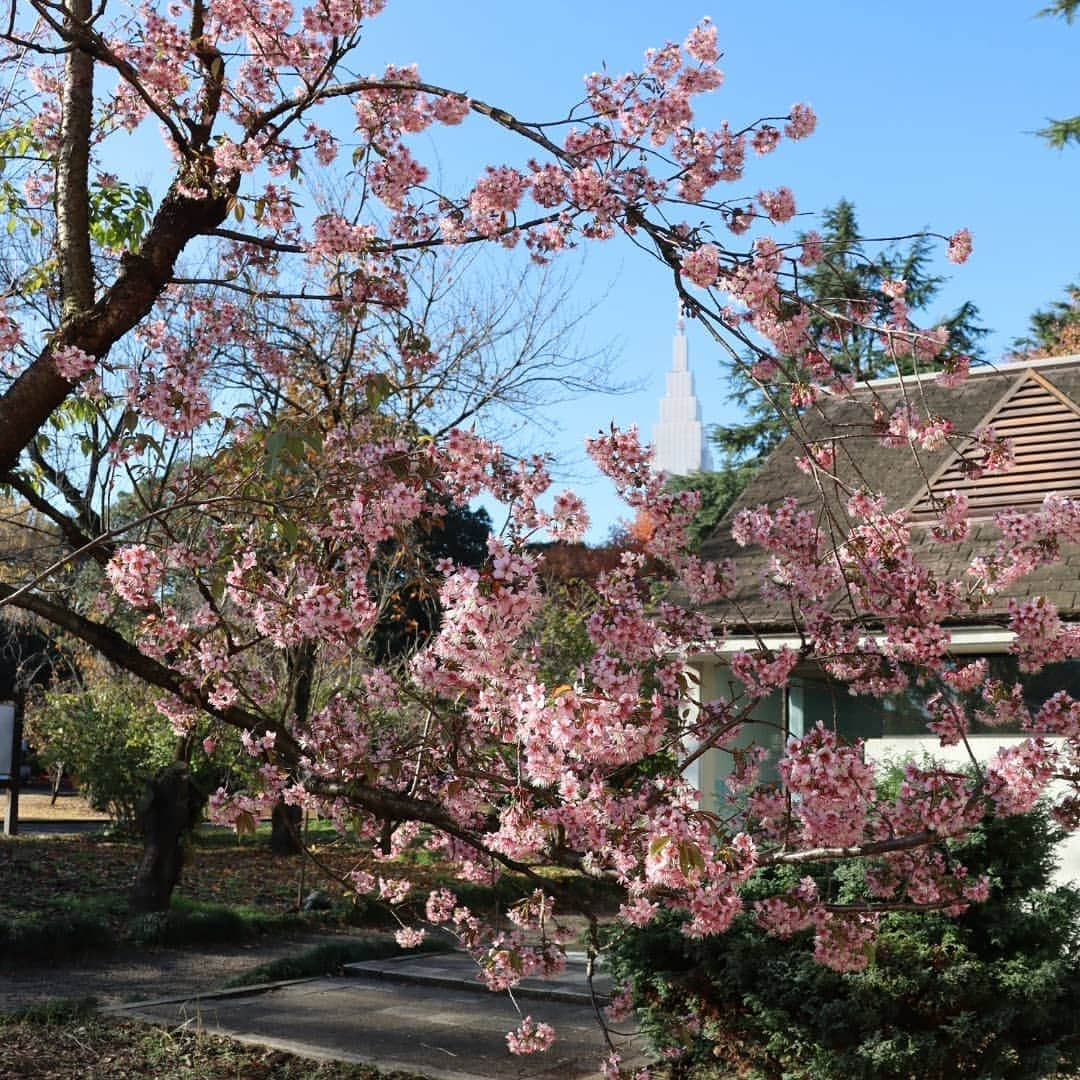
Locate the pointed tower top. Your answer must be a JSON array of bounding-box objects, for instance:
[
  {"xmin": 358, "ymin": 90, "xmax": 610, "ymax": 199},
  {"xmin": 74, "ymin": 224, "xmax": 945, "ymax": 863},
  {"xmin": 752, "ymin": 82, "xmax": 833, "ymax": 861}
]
[
  {"xmin": 653, "ymin": 307, "xmax": 710, "ymax": 475},
  {"xmin": 676, "ymin": 299, "xmax": 686, "ymax": 336}
]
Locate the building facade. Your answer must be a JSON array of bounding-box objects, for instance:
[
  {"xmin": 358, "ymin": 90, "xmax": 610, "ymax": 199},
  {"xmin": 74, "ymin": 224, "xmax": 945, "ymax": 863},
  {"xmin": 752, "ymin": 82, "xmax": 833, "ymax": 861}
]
[{"xmin": 689, "ymin": 355, "xmax": 1080, "ymax": 880}]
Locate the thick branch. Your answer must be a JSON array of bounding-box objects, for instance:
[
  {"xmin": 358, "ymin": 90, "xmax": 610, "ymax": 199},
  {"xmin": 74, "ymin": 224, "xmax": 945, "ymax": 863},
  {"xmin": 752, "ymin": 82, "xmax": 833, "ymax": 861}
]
[
  {"xmin": 249, "ymin": 79, "xmax": 568, "ymax": 162},
  {"xmin": 0, "ymin": 581, "xmax": 298, "ymax": 754},
  {"xmin": 758, "ymin": 830, "xmax": 939, "ymax": 867},
  {"xmin": 0, "ymin": 174, "xmax": 237, "ymax": 477}
]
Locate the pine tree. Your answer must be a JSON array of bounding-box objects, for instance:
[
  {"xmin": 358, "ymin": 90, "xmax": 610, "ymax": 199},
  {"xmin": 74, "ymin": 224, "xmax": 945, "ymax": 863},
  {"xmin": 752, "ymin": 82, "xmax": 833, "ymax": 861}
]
[
  {"xmin": 675, "ymin": 201, "xmax": 987, "ymax": 545},
  {"xmin": 1036, "ymin": 1, "xmax": 1080, "ymax": 147},
  {"xmin": 1012, "ymin": 282, "xmax": 1080, "ymax": 358}
]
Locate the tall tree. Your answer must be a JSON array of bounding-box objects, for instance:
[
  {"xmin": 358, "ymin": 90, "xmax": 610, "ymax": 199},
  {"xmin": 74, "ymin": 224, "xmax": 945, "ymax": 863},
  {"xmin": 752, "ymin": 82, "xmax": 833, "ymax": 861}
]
[
  {"xmin": 673, "ymin": 200, "xmax": 987, "ymax": 541},
  {"xmin": 1012, "ymin": 282, "xmax": 1080, "ymax": 358},
  {"xmin": 1036, "ymin": 0, "xmax": 1080, "ymax": 147},
  {"xmin": 714, "ymin": 199, "xmax": 987, "ymax": 468}
]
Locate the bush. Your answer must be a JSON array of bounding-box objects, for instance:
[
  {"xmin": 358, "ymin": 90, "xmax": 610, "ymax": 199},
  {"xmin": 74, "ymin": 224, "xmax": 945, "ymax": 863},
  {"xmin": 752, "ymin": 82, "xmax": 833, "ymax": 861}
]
[
  {"xmin": 607, "ymin": 805, "xmax": 1080, "ymax": 1080},
  {"xmin": 28, "ymin": 683, "xmax": 180, "ymax": 831},
  {"xmin": 28, "ymin": 679, "xmax": 245, "ymax": 834},
  {"xmin": 0, "ymin": 997, "xmax": 98, "ymax": 1025},
  {"xmin": 0, "ymin": 909, "xmax": 117, "ymax": 965},
  {"xmin": 127, "ymin": 897, "xmax": 311, "ymax": 948},
  {"xmin": 0, "ymin": 892, "xmax": 125, "ymax": 964}
]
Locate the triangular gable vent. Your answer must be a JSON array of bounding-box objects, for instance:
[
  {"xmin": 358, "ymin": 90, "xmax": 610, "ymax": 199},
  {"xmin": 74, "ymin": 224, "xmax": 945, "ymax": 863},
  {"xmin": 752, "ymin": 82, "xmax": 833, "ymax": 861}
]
[{"xmin": 909, "ymin": 371, "xmax": 1080, "ymax": 521}]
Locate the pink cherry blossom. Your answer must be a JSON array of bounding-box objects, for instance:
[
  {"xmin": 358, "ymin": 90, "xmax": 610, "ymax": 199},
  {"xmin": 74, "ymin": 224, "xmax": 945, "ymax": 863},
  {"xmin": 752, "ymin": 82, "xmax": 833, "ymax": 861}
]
[
  {"xmin": 106, "ymin": 545, "xmax": 164, "ymax": 608},
  {"xmin": 756, "ymin": 186, "xmax": 796, "ymax": 223},
  {"xmin": 52, "ymin": 344, "xmax": 96, "ymax": 381},
  {"xmin": 506, "ymin": 1016, "xmax": 556, "ymax": 1055},
  {"xmin": 680, "ymin": 244, "xmax": 720, "ymax": 288},
  {"xmin": 946, "ymin": 227, "xmax": 973, "ymax": 264}
]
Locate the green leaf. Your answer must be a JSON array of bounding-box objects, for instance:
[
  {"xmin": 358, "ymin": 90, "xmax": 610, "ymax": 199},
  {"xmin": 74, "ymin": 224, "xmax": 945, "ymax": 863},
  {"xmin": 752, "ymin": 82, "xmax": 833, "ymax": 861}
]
[
  {"xmin": 364, "ymin": 373, "xmax": 394, "ymax": 410},
  {"xmin": 676, "ymin": 840, "xmax": 705, "ymax": 877},
  {"xmin": 278, "ymin": 518, "xmax": 299, "ymax": 548},
  {"xmin": 648, "ymin": 835, "xmax": 671, "ymax": 858}
]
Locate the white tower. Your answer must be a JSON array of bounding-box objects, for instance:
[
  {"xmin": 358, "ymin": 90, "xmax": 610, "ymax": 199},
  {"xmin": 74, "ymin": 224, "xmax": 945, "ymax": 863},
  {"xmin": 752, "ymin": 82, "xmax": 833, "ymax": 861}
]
[{"xmin": 652, "ymin": 307, "xmax": 712, "ymax": 476}]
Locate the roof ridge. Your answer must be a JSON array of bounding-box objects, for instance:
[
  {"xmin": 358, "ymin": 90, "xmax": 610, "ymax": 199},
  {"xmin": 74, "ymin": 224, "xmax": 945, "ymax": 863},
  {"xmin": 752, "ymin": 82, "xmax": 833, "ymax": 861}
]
[{"xmin": 858, "ymin": 352, "xmax": 1080, "ymax": 391}]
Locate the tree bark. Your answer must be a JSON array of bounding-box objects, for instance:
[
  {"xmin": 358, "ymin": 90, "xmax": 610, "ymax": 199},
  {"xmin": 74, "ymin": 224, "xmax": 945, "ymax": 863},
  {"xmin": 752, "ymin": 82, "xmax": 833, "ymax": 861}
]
[
  {"xmin": 129, "ymin": 761, "xmax": 205, "ymax": 913},
  {"xmin": 270, "ymin": 797, "xmax": 303, "ymax": 855},
  {"xmin": 57, "ymin": 0, "xmax": 95, "ymax": 320},
  {"xmin": 269, "ymin": 641, "xmax": 314, "ymax": 856}
]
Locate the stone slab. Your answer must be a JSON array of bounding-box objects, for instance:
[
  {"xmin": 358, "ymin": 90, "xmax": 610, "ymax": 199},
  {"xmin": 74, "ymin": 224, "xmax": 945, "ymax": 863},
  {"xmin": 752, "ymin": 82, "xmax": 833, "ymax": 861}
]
[
  {"xmin": 114, "ymin": 976, "xmax": 650, "ymax": 1079},
  {"xmin": 344, "ymin": 951, "xmax": 612, "ymax": 1006}
]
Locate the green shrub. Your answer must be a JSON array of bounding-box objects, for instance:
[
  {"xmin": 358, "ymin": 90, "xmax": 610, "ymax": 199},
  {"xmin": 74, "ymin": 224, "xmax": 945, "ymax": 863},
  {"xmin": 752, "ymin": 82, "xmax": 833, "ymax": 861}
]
[
  {"xmin": 607, "ymin": 805, "xmax": 1080, "ymax": 1079},
  {"xmin": 0, "ymin": 909, "xmax": 116, "ymax": 964},
  {"xmin": 28, "ymin": 680, "xmax": 247, "ymax": 834},
  {"xmin": 0, "ymin": 997, "xmax": 98, "ymax": 1025},
  {"xmin": 127, "ymin": 897, "xmax": 312, "ymax": 947},
  {"xmin": 29, "ymin": 683, "xmax": 181, "ymax": 832}
]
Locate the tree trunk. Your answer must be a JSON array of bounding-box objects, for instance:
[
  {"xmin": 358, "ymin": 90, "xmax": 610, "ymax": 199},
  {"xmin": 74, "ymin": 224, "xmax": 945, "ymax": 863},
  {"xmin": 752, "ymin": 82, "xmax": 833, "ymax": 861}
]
[
  {"xmin": 129, "ymin": 762, "xmax": 204, "ymax": 914},
  {"xmin": 269, "ymin": 641, "xmax": 313, "ymax": 857},
  {"xmin": 270, "ymin": 797, "xmax": 303, "ymax": 856}
]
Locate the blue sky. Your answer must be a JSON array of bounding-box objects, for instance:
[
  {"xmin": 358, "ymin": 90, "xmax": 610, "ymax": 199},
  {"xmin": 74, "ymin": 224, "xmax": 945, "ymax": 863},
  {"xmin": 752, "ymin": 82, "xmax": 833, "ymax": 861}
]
[
  {"xmin": 110, "ymin": 3, "xmax": 1077, "ymax": 541},
  {"xmin": 359, "ymin": 1, "xmax": 1078, "ymax": 540}
]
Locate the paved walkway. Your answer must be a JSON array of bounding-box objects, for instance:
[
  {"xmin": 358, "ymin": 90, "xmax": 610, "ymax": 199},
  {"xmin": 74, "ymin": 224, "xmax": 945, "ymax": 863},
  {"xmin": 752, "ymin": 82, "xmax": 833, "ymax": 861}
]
[
  {"xmin": 109, "ymin": 951, "xmax": 651, "ymax": 1079},
  {"xmin": 344, "ymin": 950, "xmax": 614, "ymax": 1005}
]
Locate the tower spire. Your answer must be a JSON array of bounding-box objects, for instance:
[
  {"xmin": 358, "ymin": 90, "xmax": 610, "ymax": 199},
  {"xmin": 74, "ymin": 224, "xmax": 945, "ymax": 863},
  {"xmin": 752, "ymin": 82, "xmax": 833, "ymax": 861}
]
[{"xmin": 652, "ymin": 314, "xmax": 711, "ymax": 476}]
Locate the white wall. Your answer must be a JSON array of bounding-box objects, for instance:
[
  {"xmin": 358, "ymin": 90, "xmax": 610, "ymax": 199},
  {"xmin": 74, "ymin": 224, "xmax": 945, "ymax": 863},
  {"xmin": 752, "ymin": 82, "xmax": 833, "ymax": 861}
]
[
  {"xmin": 865, "ymin": 735, "xmax": 1080, "ymax": 885},
  {"xmin": 689, "ymin": 661, "xmax": 1080, "ymax": 886}
]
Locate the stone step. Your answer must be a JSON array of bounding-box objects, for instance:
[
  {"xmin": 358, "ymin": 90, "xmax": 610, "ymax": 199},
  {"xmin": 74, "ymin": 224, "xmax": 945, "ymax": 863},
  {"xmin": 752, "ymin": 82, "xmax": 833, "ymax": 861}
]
[{"xmin": 344, "ymin": 950, "xmax": 611, "ymax": 1006}]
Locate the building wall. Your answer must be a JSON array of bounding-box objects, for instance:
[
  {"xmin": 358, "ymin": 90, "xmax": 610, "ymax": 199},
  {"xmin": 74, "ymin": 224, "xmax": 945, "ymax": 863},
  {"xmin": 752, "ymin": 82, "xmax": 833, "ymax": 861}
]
[{"xmin": 690, "ymin": 658, "xmax": 1080, "ymax": 885}]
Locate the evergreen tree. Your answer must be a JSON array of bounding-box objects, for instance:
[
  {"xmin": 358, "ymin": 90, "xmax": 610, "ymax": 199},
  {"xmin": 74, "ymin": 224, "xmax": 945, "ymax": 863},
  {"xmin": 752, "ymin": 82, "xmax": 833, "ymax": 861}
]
[
  {"xmin": 676, "ymin": 201, "xmax": 988, "ymax": 545},
  {"xmin": 1012, "ymin": 282, "xmax": 1080, "ymax": 358},
  {"xmin": 1036, "ymin": 1, "xmax": 1080, "ymax": 148}
]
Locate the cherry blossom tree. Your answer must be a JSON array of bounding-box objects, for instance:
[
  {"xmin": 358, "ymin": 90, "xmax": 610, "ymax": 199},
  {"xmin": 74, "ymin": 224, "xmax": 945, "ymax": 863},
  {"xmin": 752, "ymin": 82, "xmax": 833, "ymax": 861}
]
[{"xmin": 0, "ymin": 2, "xmax": 1077, "ymax": 1069}]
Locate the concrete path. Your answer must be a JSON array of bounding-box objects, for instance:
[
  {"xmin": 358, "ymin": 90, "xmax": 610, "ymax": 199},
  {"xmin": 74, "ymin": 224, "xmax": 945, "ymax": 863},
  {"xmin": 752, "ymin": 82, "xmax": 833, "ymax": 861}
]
[
  {"xmin": 108, "ymin": 951, "xmax": 652, "ymax": 1079},
  {"xmin": 344, "ymin": 950, "xmax": 613, "ymax": 1005}
]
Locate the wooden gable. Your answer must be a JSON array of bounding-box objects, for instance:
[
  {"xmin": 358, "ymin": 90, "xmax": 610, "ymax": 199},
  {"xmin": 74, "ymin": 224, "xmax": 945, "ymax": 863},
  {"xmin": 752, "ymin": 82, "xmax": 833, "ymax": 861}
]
[{"xmin": 908, "ymin": 370, "xmax": 1080, "ymax": 522}]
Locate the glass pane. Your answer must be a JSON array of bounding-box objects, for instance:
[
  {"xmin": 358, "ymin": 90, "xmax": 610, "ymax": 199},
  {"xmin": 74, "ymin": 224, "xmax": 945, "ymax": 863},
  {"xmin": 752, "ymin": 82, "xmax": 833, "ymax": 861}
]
[{"xmin": 791, "ymin": 658, "xmax": 1080, "ymax": 740}]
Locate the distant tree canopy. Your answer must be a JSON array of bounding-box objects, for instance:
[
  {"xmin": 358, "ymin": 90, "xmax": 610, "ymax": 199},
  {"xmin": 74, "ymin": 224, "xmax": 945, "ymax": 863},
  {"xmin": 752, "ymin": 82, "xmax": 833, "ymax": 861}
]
[
  {"xmin": 1036, "ymin": 1, "xmax": 1080, "ymax": 148},
  {"xmin": 1012, "ymin": 283, "xmax": 1080, "ymax": 358},
  {"xmin": 369, "ymin": 503, "xmax": 492, "ymax": 663},
  {"xmin": 0, "ymin": 615, "xmax": 62, "ymax": 699},
  {"xmin": 663, "ymin": 466, "xmax": 759, "ymax": 550}
]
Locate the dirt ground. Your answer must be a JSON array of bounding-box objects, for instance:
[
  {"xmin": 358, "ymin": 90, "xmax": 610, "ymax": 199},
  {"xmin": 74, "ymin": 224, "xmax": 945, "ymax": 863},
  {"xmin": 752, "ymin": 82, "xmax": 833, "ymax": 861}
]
[
  {"xmin": 0, "ymin": 931, "xmax": 355, "ymax": 1012},
  {"xmin": 4, "ymin": 788, "xmax": 109, "ymax": 824},
  {"xmin": 0, "ymin": 792, "xmax": 345, "ymax": 1011}
]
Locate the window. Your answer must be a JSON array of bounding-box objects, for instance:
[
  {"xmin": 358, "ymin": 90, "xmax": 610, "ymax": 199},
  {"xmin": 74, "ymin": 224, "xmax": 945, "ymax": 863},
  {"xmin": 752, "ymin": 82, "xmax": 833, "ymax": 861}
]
[{"xmin": 791, "ymin": 657, "xmax": 1080, "ymax": 740}]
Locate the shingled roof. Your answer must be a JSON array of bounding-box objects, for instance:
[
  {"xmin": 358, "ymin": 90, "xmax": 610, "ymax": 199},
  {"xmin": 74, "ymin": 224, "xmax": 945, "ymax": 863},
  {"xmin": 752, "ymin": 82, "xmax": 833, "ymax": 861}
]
[{"xmin": 697, "ymin": 355, "xmax": 1080, "ymax": 632}]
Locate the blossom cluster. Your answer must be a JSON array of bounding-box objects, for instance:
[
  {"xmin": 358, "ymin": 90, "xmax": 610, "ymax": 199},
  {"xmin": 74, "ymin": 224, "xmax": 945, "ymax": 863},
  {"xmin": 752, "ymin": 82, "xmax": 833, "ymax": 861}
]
[{"xmin": 16, "ymin": 2, "xmax": 1077, "ymax": 1068}]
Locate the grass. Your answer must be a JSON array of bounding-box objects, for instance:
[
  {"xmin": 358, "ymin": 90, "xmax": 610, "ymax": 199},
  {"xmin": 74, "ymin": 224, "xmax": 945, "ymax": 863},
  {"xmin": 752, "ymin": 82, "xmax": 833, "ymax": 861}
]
[
  {"xmin": 0, "ymin": 998, "xmax": 432, "ymax": 1079},
  {"xmin": 223, "ymin": 933, "xmax": 452, "ymax": 988},
  {"xmin": 126, "ymin": 897, "xmax": 313, "ymax": 949},
  {"xmin": 0, "ymin": 816, "xmax": 620, "ymax": 970},
  {"xmin": 0, "ymin": 829, "xmax": 619, "ymax": 948}
]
